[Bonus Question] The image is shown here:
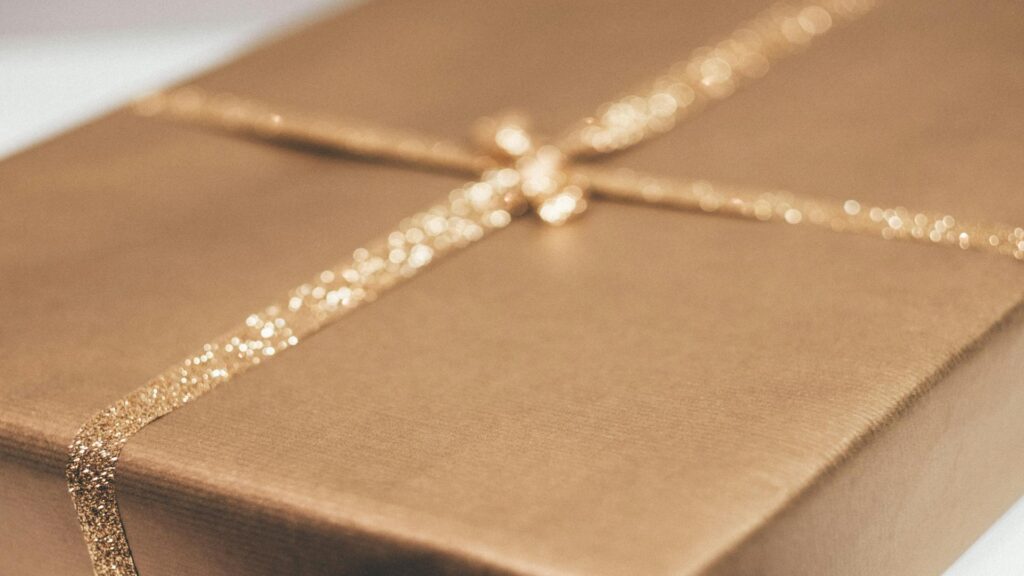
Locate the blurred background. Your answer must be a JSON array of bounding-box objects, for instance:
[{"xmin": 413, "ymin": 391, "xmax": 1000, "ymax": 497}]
[
  {"xmin": 1, "ymin": 1, "xmax": 1022, "ymax": 574},
  {"xmin": 0, "ymin": 0, "xmax": 344, "ymax": 157}
]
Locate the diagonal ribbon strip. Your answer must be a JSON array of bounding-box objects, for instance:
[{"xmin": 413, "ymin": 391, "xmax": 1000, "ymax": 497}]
[
  {"xmin": 67, "ymin": 1, "xmax": 1024, "ymax": 575},
  {"xmin": 66, "ymin": 176, "xmax": 521, "ymax": 576}
]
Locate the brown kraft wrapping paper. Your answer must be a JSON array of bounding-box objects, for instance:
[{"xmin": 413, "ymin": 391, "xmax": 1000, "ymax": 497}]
[{"xmin": 1, "ymin": 0, "xmax": 1023, "ymax": 574}]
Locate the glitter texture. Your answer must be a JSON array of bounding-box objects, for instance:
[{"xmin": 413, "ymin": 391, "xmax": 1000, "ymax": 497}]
[
  {"xmin": 66, "ymin": 176, "xmax": 520, "ymax": 576},
  {"xmin": 580, "ymin": 167, "xmax": 1024, "ymax": 261}
]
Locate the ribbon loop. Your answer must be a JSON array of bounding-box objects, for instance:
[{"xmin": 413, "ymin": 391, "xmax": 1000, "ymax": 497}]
[{"xmin": 474, "ymin": 112, "xmax": 590, "ymax": 225}]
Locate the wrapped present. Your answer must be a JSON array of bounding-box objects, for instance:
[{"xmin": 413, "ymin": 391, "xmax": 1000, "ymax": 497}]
[{"xmin": 1, "ymin": 0, "xmax": 1023, "ymax": 574}]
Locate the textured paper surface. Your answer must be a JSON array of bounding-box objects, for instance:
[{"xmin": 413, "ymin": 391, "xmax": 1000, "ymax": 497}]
[{"xmin": 1, "ymin": 0, "xmax": 1023, "ymax": 574}]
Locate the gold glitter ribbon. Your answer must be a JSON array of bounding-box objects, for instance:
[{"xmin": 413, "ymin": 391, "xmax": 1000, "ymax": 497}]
[{"xmin": 67, "ymin": 1, "xmax": 1024, "ymax": 575}]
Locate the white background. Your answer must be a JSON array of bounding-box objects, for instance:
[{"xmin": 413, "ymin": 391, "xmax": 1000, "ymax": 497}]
[{"xmin": 1, "ymin": 1, "xmax": 1021, "ymax": 573}]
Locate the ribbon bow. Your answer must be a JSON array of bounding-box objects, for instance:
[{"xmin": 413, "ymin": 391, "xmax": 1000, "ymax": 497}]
[
  {"xmin": 69, "ymin": 2, "xmax": 1024, "ymax": 575},
  {"xmin": 473, "ymin": 113, "xmax": 589, "ymax": 225}
]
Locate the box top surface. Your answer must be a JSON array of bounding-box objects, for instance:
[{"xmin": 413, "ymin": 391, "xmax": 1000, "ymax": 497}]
[{"xmin": 1, "ymin": 0, "xmax": 1023, "ymax": 574}]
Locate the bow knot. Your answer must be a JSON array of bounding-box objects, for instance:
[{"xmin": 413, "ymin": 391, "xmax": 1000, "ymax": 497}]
[{"xmin": 474, "ymin": 112, "xmax": 589, "ymax": 225}]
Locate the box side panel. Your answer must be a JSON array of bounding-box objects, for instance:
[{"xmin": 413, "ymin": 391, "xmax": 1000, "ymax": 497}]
[
  {"xmin": 0, "ymin": 455, "xmax": 92, "ymax": 576},
  {"xmin": 705, "ymin": 309, "xmax": 1024, "ymax": 576}
]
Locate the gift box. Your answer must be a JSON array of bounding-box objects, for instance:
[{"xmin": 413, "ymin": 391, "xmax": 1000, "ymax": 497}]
[{"xmin": 1, "ymin": 0, "xmax": 1023, "ymax": 575}]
